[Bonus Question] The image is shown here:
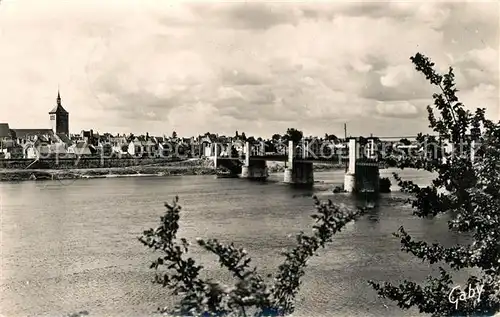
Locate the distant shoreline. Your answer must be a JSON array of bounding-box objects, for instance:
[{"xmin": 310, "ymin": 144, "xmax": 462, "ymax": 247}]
[
  {"xmin": 0, "ymin": 165, "xmax": 216, "ymax": 182},
  {"xmin": 0, "ymin": 160, "xmax": 344, "ymax": 183}
]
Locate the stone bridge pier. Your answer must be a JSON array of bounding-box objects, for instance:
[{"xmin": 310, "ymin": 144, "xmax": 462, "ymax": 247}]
[
  {"xmin": 283, "ymin": 140, "xmax": 314, "ymax": 185},
  {"xmin": 240, "ymin": 142, "xmax": 268, "ymax": 180},
  {"xmin": 344, "ymin": 138, "xmax": 357, "ymax": 192},
  {"xmin": 344, "ymin": 137, "xmax": 380, "ymax": 194}
]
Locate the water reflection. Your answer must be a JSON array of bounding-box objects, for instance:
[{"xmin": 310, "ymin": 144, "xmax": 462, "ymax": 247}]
[
  {"xmin": 352, "ymin": 192, "xmax": 381, "ymax": 209},
  {"xmin": 0, "ymin": 170, "xmax": 454, "ymax": 317}
]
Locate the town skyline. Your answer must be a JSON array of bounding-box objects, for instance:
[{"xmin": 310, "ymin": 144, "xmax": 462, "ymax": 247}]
[{"xmin": 0, "ymin": 1, "xmax": 498, "ymax": 137}]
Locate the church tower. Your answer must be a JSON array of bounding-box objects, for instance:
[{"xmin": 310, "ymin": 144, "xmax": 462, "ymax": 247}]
[{"xmin": 49, "ymin": 90, "xmax": 69, "ymax": 136}]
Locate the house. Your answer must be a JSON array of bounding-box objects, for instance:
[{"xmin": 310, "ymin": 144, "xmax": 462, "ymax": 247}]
[
  {"xmin": 177, "ymin": 137, "xmax": 196, "ymax": 157},
  {"xmin": 11, "ymin": 128, "xmax": 54, "ymax": 146},
  {"xmin": 127, "ymin": 139, "xmax": 143, "ymax": 157},
  {"xmin": 23, "ymin": 137, "xmax": 52, "ymax": 159},
  {"xmin": 303, "ymin": 137, "xmax": 323, "ymax": 157},
  {"xmin": 217, "ymin": 143, "xmax": 232, "ymax": 157},
  {"xmin": 68, "ymin": 141, "xmax": 96, "ymax": 157},
  {"xmin": 0, "ymin": 123, "xmax": 12, "ymax": 141},
  {"xmin": 190, "ymin": 138, "xmax": 201, "ymax": 157},
  {"xmin": 0, "ymin": 140, "xmax": 23, "ymax": 159},
  {"xmin": 127, "ymin": 136, "xmax": 159, "ymax": 158},
  {"xmin": 99, "ymin": 143, "xmax": 113, "ymax": 157},
  {"xmin": 232, "ymin": 139, "xmax": 245, "ymax": 154},
  {"xmin": 81, "ymin": 129, "xmax": 98, "ymax": 146},
  {"xmin": 0, "ymin": 123, "xmax": 14, "ymax": 158},
  {"xmin": 159, "ymin": 142, "xmax": 173, "ymax": 157},
  {"xmin": 154, "ymin": 136, "xmax": 165, "ymax": 144},
  {"xmin": 24, "ymin": 142, "xmax": 38, "ymax": 159},
  {"xmin": 109, "ymin": 135, "xmax": 129, "ymax": 156},
  {"xmin": 200, "ymin": 135, "xmax": 214, "ymax": 157},
  {"xmin": 199, "ymin": 135, "xmax": 233, "ymax": 157},
  {"xmin": 19, "ymin": 133, "xmax": 69, "ymax": 159},
  {"xmin": 56, "ymin": 133, "xmax": 73, "ymax": 147},
  {"xmin": 48, "ymin": 142, "xmax": 68, "ymax": 157},
  {"xmin": 46, "ymin": 133, "xmax": 72, "ymax": 157},
  {"xmin": 249, "ymin": 141, "xmax": 265, "ymax": 156}
]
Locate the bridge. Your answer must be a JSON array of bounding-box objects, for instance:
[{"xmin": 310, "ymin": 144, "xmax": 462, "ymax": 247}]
[{"xmin": 212, "ymin": 138, "xmax": 382, "ymax": 193}]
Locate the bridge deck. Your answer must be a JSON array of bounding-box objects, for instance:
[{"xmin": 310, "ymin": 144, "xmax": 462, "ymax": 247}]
[{"xmin": 216, "ymin": 156, "xmax": 385, "ymax": 167}]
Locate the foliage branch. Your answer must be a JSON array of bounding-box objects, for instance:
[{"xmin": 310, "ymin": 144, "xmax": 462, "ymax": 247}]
[
  {"xmin": 139, "ymin": 196, "xmax": 366, "ymax": 316},
  {"xmin": 369, "ymin": 52, "xmax": 500, "ymax": 316}
]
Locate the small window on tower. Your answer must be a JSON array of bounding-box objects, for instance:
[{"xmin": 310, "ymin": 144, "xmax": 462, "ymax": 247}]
[{"xmin": 50, "ymin": 115, "xmax": 55, "ymax": 120}]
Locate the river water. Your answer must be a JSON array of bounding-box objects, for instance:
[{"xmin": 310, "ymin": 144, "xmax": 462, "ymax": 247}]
[{"xmin": 0, "ymin": 169, "xmax": 474, "ymax": 317}]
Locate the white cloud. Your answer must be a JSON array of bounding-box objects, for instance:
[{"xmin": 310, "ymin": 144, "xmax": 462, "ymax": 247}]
[
  {"xmin": 375, "ymin": 101, "xmax": 421, "ymax": 118},
  {"xmin": 457, "ymin": 84, "xmax": 499, "ymax": 120},
  {"xmin": 380, "ymin": 65, "xmax": 414, "ymax": 88}
]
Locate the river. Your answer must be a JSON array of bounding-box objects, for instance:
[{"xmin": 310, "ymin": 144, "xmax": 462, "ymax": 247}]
[{"xmin": 0, "ymin": 169, "xmax": 474, "ymax": 317}]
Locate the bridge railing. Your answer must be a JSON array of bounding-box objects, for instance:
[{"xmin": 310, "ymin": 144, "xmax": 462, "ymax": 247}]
[
  {"xmin": 292, "ymin": 140, "xmax": 349, "ymax": 161},
  {"xmin": 212, "ymin": 140, "xmax": 386, "ymax": 162}
]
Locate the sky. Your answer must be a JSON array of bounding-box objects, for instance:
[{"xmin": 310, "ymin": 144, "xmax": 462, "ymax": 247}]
[{"xmin": 0, "ymin": 0, "xmax": 498, "ymax": 138}]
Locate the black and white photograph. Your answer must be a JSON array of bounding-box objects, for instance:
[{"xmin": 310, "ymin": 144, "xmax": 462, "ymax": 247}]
[{"xmin": 0, "ymin": 1, "xmax": 499, "ymax": 316}]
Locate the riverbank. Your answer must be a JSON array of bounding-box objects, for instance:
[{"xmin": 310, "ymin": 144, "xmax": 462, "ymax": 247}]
[
  {"xmin": 0, "ymin": 159, "xmax": 344, "ymax": 182},
  {"xmin": 0, "ymin": 158, "xmax": 216, "ymax": 182}
]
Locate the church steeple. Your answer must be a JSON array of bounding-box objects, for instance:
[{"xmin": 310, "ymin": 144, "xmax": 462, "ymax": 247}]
[
  {"xmin": 49, "ymin": 88, "xmax": 69, "ymax": 136},
  {"xmin": 50, "ymin": 90, "xmax": 68, "ymax": 114}
]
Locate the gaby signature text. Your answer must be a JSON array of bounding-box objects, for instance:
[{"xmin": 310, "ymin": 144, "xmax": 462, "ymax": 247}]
[{"xmin": 448, "ymin": 284, "xmax": 485, "ymax": 309}]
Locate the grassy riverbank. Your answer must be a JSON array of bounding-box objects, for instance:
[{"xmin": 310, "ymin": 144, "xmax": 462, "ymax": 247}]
[
  {"xmin": 0, "ymin": 159, "xmax": 344, "ymax": 182},
  {"xmin": 0, "ymin": 159, "xmax": 217, "ymax": 182}
]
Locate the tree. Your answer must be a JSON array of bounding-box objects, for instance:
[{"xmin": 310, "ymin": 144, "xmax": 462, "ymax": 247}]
[
  {"xmin": 358, "ymin": 136, "xmax": 368, "ymax": 146},
  {"xmin": 231, "ymin": 145, "xmax": 239, "ymax": 157},
  {"xmin": 284, "ymin": 128, "xmax": 303, "ymax": 144},
  {"xmin": 324, "ymin": 134, "xmax": 338, "ymax": 142},
  {"xmin": 399, "ymin": 138, "xmax": 411, "ymax": 145},
  {"xmin": 369, "ymin": 53, "xmax": 500, "ymax": 316},
  {"xmin": 272, "ymin": 134, "xmax": 281, "ymax": 141},
  {"xmin": 265, "ymin": 140, "xmax": 275, "ymax": 153},
  {"xmin": 140, "ymin": 197, "xmax": 368, "ymax": 317}
]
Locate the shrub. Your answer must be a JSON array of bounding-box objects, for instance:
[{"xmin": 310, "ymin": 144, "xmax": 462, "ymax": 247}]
[
  {"xmin": 139, "ymin": 196, "xmax": 367, "ymax": 316},
  {"xmin": 379, "ymin": 177, "xmax": 391, "ymax": 193},
  {"xmin": 369, "ymin": 53, "xmax": 500, "ymax": 316}
]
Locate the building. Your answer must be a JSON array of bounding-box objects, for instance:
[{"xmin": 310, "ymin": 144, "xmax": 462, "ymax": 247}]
[
  {"xmin": 49, "ymin": 91, "xmax": 69, "ymax": 136},
  {"xmin": 68, "ymin": 141, "xmax": 95, "ymax": 157},
  {"xmin": 81, "ymin": 129, "xmax": 98, "ymax": 146},
  {"xmin": 127, "ymin": 135, "xmax": 159, "ymax": 158},
  {"xmin": 11, "ymin": 129, "xmax": 54, "ymax": 143},
  {"xmin": 0, "ymin": 123, "xmax": 12, "ymax": 141},
  {"xmin": 109, "ymin": 135, "xmax": 129, "ymax": 155}
]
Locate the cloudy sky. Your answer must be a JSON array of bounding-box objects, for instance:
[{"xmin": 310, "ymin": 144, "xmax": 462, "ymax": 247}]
[{"xmin": 0, "ymin": 0, "xmax": 498, "ymax": 138}]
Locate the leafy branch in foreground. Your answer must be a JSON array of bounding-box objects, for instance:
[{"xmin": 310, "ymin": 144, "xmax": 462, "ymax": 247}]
[
  {"xmin": 139, "ymin": 196, "xmax": 366, "ymax": 316},
  {"xmin": 369, "ymin": 53, "xmax": 500, "ymax": 316}
]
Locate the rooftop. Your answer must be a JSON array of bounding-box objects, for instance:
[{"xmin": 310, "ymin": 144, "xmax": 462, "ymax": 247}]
[
  {"xmin": 56, "ymin": 133, "xmax": 73, "ymax": 146},
  {"xmin": 11, "ymin": 129, "xmax": 54, "ymax": 139},
  {"xmin": 49, "ymin": 104, "xmax": 69, "ymax": 114},
  {"xmin": 49, "ymin": 91, "xmax": 69, "ymax": 114},
  {"xmin": 0, "ymin": 123, "xmax": 11, "ymax": 138}
]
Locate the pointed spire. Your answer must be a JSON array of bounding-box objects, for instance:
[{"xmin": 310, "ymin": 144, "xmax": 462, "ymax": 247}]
[{"xmin": 49, "ymin": 87, "xmax": 68, "ymax": 114}]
